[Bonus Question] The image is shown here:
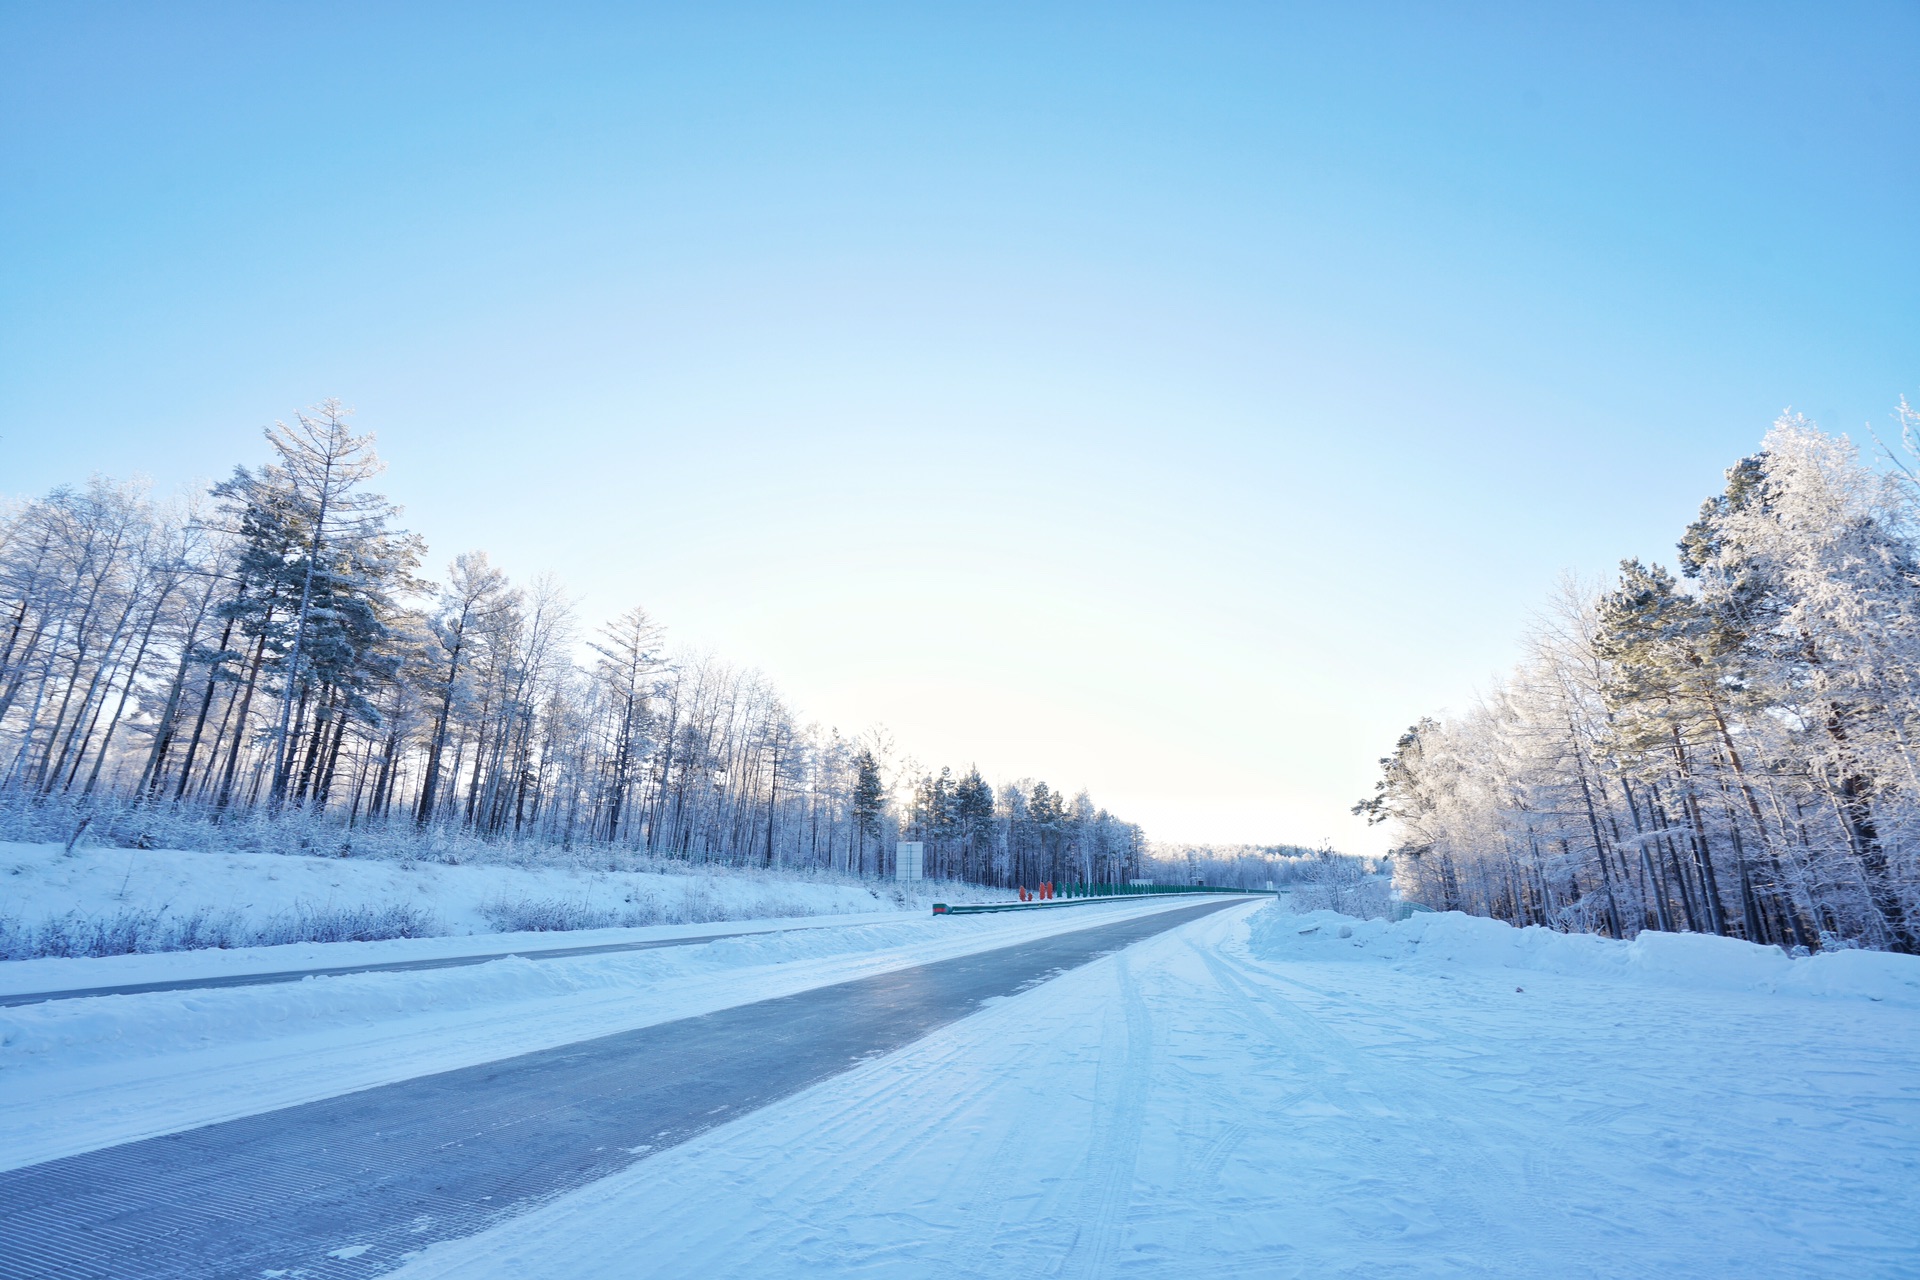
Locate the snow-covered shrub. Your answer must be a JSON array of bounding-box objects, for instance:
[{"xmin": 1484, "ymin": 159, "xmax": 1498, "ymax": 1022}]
[
  {"xmin": 0, "ymin": 908, "xmax": 179, "ymax": 958},
  {"xmin": 0, "ymin": 900, "xmax": 441, "ymax": 959},
  {"xmin": 478, "ymin": 897, "xmax": 629, "ymax": 932},
  {"xmin": 681, "ymin": 882, "xmax": 727, "ymax": 923},
  {"xmin": 478, "ymin": 884, "xmax": 853, "ymax": 933},
  {"xmin": 1286, "ymin": 854, "xmax": 1394, "ymax": 919},
  {"xmin": 255, "ymin": 902, "xmax": 440, "ymax": 945}
]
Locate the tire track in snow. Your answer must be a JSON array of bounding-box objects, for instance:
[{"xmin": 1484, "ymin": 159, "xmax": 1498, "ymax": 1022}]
[
  {"xmin": 1052, "ymin": 954, "xmax": 1153, "ymax": 1280},
  {"xmin": 909, "ymin": 949, "xmax": 1154, "ymax": 1280},
  {"xmin": 1135, "ymin": 915, "xmax": 1323, "ymax": 1274},
  {"xmin": 1182, "ymin": 929, "xmax": 1575, "ymax": 1271},
  {"xmin": 1210, "ymin": 923, "xmax": 1650, "ymax": 1244},
  {"xmin": 729, "ymin": 1003, "xmax": 1069, "ymax": 1276},
  {"xmin": 1198, "ymin": 921, "xmax": 1605, "ymax": 1274}
]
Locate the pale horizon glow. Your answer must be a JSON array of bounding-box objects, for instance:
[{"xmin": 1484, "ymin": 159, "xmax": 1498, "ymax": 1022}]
[{"xmin": 3, "ymin": 5, "xmax": 1915, "ymax": 853}]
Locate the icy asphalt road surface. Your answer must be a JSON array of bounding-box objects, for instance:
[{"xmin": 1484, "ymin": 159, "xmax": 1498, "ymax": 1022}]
[{"xmin": 0, "ymin": 898, "xmax": 1244, "ymax": 1280}]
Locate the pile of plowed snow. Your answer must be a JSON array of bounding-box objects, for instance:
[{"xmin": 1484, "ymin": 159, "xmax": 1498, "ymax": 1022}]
[{"xmin": 1250, "ymin": 905, "xmax": 1920, "ymax": 1006}]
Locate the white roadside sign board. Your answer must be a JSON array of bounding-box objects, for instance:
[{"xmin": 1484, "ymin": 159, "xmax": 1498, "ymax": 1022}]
[{"xmin": 896, "ymin": 841, "xmax": 924, "ymax": 881}]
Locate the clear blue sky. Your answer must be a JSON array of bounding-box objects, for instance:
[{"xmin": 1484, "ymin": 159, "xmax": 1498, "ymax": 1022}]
[{"xmin": 3, "ymin": 3, "xmax": 1915, "ymax": 851}]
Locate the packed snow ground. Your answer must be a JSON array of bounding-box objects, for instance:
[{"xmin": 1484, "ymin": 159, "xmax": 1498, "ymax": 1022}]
[
  {"xmin": 385, "ymin": 901, "xmax": 1920, "ymax": 1279},
  {"xmin": 0, "ymin": 839, "xmax": 979, "ymax": 958},
  {"xmin": 0, "ymin": 895, "xmax": 1211, "ymax": 1171}
]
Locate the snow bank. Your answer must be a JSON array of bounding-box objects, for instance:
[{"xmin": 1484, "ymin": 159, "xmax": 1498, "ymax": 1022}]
[
  {"xmin": 0, "ymin": 840, "xmax": 986, "ymax": 959},
  {"xmin": 1249, "ymin": 903, "xmax": 1920, "ymax": 1006}
]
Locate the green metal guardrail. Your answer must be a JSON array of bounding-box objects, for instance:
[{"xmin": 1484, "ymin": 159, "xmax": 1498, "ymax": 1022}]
[{"xmin": 932, "ymin": 885, "xmax": 1266, "ymax": 915}]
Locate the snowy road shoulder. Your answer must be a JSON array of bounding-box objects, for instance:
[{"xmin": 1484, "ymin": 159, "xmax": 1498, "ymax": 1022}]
[
  {"xmin": 390, "ymin": 901, "xmax": 1920, "ymax": 1279},
  {"xmin": 0, "ymin": 909, "xmax": 926, "ymax": 1003},
  {"xmin": 0, "ymin": 895, "xmax": 1231, "ymax": 1172}
]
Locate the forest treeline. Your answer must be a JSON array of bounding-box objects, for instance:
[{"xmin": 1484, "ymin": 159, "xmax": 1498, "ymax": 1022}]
[
  {"xmin": 0, "ymin": 402, "xmax": 1147, "ymax": 888},
  {"xmin": 1146, "ymin": 842, "xmax": 1385, "ymax": 891},
  {"xmin": 1358, "ymin": 409, "xmax": 1920, "ymax": 954}
]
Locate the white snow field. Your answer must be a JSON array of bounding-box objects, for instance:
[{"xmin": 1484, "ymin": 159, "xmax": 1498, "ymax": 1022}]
[{"xmin": 383, "ymin": 900, "xmax": 1920, "ymax": 1280}]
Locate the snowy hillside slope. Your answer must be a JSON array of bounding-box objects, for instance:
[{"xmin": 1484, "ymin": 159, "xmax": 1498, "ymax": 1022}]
[
  {"xmin": 0, "ymin": 839, "xmax": 987, "ymax": 959},
  {"xmin": 388, "ymin": 899, "xmax": 1920, "ymax": 1279}
]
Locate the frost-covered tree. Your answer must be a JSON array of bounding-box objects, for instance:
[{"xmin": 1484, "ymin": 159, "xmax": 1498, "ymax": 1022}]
[
  {"xmin": 0, "ymin": 400, "xmax": 1150, "ymax": 892},
  {"xmin": 1361, "ymin": 411, "xmax": 1920, "ymax": 953}
]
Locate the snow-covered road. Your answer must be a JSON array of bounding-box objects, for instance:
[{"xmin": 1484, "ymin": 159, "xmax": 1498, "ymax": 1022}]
[
  {"xmin": 3, "ymin": 896, "xmax": 1914, "ymax": 1278},
  {"xmin": 392, "ymin": 901, "xmax": 1920, "ymax": 1279},
  {"xmin": 0, "ymin": 896, "xmax": 1231, "ymax": 1171},
  {"xmin": 0, "ymin": 899, "xmax": 1245, "ymax": 1279}
]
